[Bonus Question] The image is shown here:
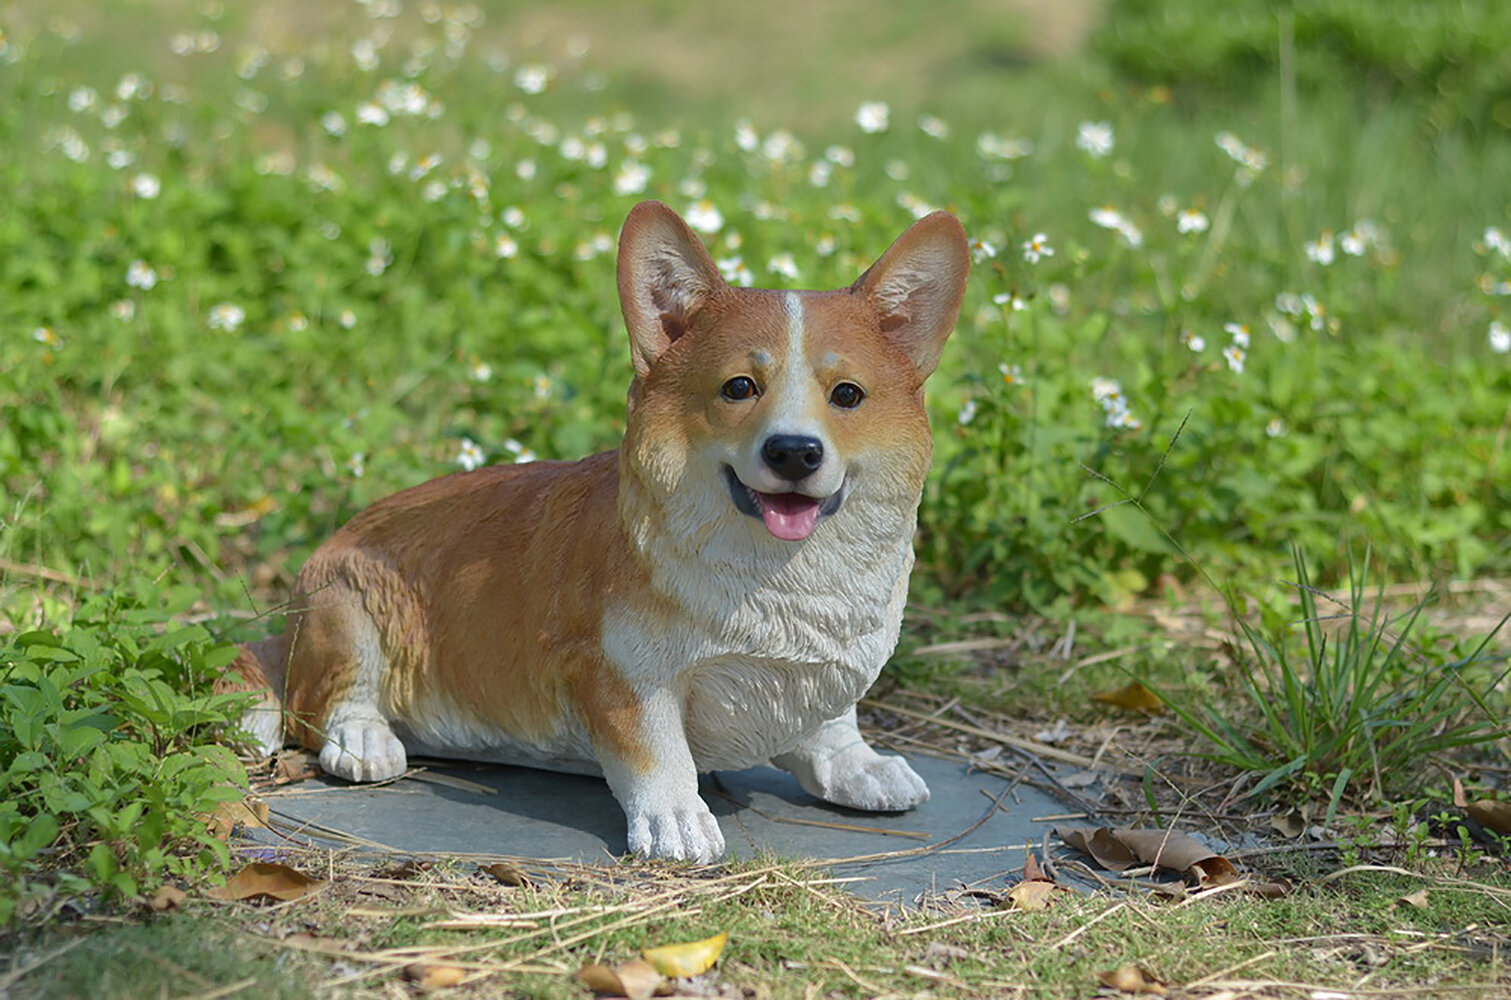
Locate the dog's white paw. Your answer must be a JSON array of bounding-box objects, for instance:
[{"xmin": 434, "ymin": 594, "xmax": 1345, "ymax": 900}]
[
  {"xmin": 800, "ymin": 744, "xmax": 930, "ymax": 812},
  {"xmin": 319, "ymin": 718, "xmax": 408, "ymax": 782},
  {"xmin": 625, "ymin": 802, "xmax": 725, "ymax": 863}
]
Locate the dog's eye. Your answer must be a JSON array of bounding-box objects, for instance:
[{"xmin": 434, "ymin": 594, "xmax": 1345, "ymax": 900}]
[
  {"xmin": 721, "ymin": 376, "xmax": 759, "ymax": 401},
  {"xmin": 829, "ymin": 382, "xmax": 865, "ymax": 409}
]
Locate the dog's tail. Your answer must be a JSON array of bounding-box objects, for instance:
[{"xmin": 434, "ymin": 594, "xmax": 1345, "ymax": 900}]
[{"xmin": 215, "ymin": 633, "xmax": 290, "ymax": 756}]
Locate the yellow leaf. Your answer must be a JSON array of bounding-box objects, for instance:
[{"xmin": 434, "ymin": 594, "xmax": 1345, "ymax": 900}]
[
  {"xmin": 404, "ymin": 963, "xmax": 466, "ymax": 989},
  {"xmin": 641, "ymin": 930, "xmax": 728, "ymax": 978},
  {"xmin": 1090, "ymin": 681, "xmax": 1163, "ymax": 713},
  {"xmin": 1004, "ymin": 880, "xmax": 1055, "ymax": 911},
  {"xmin": 1097, "ymin": 964, "xmax": 1168, "ymax": 995}
]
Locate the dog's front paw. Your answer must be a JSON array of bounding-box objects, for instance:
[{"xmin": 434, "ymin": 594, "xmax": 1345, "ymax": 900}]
[
  {"xmin": 625, "ymin": 802, "xmax": 726, "ymax": 863},
  {"xmin": 800, "ymin": 743, "xmax": 931, "ymax": 812},
  {"xmin": 319, "ymin": 718, "xmax": 407, "ymax": 783}
]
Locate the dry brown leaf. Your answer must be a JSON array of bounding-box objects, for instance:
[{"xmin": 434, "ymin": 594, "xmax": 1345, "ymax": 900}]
[
  {"xmin": 1089, "ymin": 681, "xmax": 1163, "ymax": 713},
  {"xmin": 206, "ymin": 796, "xmax": 269, "ymax": 840},
  {"xmin": 1467, "ymin": 799, "xmax": 1511, "ymax": 837},
  {"xmin": 1097, "ymin": 964, "xmax": 1168, "ymax": 995},
  {"xmin": 1056, "ymin": 826, "xmax": 1138, "ymax": 871},
  {"xmin": 1397, "ymin": 889, "xmax": 1431, "ymax": 909},
  {"xmin": 403, "ymin": 963, "xmax": 467, "ymax": 989},
  {"xmin": 642, "ymin": 930, "xmax": 728, "ymax": 977},
  {"xmin": 576, "ymin": 958, "xmax": 665, "ymax": 999},
  {"xmin": 480, "ymin": 862, "xmax": 532, "ymax": 888},
  {"xmin": 207, "ymin": 861, "xmax": 327, "ymax": 903},
  {"xmin": 274, "ymin": 749, "xmax": 318, "ymax": 784},
  {"xmin": 1453, "ymin": 776, "xmax": 1468, "ymax": 808},
  {"xmin": 147, "ymin": 885, "xmax": 187, "ymax": 911},
  {"xmin": 1059, "ymin": 827, "xmax": 1239, "ymax": 885},
  {"xmin": 1005, "ymin": 879, "xmax": 1056, "ymax": 911},
  {"xmin": 1270, "ymin": 810, "xmax": 1305, "ymax": 839}
]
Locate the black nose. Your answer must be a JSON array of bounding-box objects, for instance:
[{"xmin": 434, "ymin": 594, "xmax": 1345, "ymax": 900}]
[{"xmin": 762, "ymin": 434, "xmax": 824, "ymax": 482}]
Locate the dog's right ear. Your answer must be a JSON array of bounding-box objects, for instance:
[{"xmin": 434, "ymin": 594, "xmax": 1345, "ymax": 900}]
[{"xmin": 617, "ymin": 201, "xmax": 727, "ymax": 378}]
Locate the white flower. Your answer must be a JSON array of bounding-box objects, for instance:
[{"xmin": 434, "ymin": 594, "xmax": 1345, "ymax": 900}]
[
  {"xmin": 1075, "ymin": 120, "xmax": 1114, "ymax": 158},
  {"xmin": 1177, "ymin": 209, "xmax": 1209, "ymax": 235},
  {"xmin": 532, "ymin": 374, "xmax": 553, "ymax": 400},
  {"xmin": 339, "ymin": 309, "xmax": 357, "ymax": 329},
  {"xmin": 992, "ymin": 292, "xmax": 1027, "ymax": 312},
  {"xmin": 126, "ymin": 259, "xmax": 158, "ymax": 290},
  {"xmin": 613, "ymin": 160, "xmax": 650, "ymax": 196},
  {"xmin": 1181, "ymin": 330, "xmax": 1205, "ymax": 352},
  {"xmin": 998, "ymin": 363, "xmax": 1025, "ymax": 386},
  {"xmin": 68, "ymin": 86, "xmax": 97, "ymax": 113},
  {"xmin": 456, "ymin": 438, "xmax": 485, "ymax": 471},
  {"xmin": 501, "ymin": 206, "xmax": 527, "ymax": 229},
  {"xmin": 514, "ymin": 64, "xmax": 551, "ymax": 94},
  {"xmin": 469, "ymin": 360, "xmax": 493, "ymax": 382},
  {"xmin": 1224, "ymin": 323, "xmax": 1251, "ymax": 348},
  {"xmin": 1223, "ymin": 344, "xmax": 1246, "ymax": 374},
  {"xmin": 130, "ymin": 172, "xmax": 160, "ymax": 199},
  {"xmin": 110, "ymin": 299, "xmax": 136, "ymax": 321},
  {"xmin": 825, "ymin": 145, "xmax": 855, "ymax": 167},
  {"xmin": 356, "ymin": 101, "xmax": 389, "ymax": 126},
  {"xmin": 976, "ymin": 132, "xmax": 1033, "ymax": 160},
  {"xmin": 1022, "ymin": 233, "xmax": 1054, "ymax": 264},
  {"xmin": 1090, "ymin": 377, "xmax": 1122, "ymax": 404},
  {"xmin": 767, "ymin": 252, "xmax": 800, "ymax": 280},
  {"xmin": 365, "ymin": 237, "xmax": 392, "ymax": 276},
  {"xmin": 855, "ymin": 101, "xmax": 890, "ymax": 134},
  {"xmin": 684, "ymin": 200, "xmax": 723, "ymax": 234},
  {"xmin": 1483, "ymin": 226, "xmax": 1511, "ymax": 259},
  {"xmin": 1491, "ymin": 321, "xmax": 1511, "ymax": 354},
  {"xmin": 493, "ymin": 233, "xmax": 518, "ymax": 259},
  {"xmin": 1266, "ymin": 418, "xmax": 1286, "ymax": 438},
  {"xmin": 502, "ymin": 438, "xmax": 537, "ymax": 463},
  {"xmin": 733, "ymin": 119, "xmax": 759, "ymax": 152},
  {"xmin": 33, "ymin": 327, "xmax": 62, "ymax": 349},
  {"xmin": 716, "ymin": 256, "xmax": 753, "ymax": 287},
  {"xmin": 1089, "ymin": 206, "xmax": 1142, "ymax": 248},
  {"xmin": 321, "ymin": 110, "xmax": 347, "ymax": 136},
  {"xmin": 918, "ymin": 114, "xmax": 949, "ymax": 139},
  {"xmin": 970, "ymin": 238, "xmax": 998, "ymax": 263},
  {"xmin": 957, "ymin": 398, "xmax": 978, "ymax": 426},
  {"xmin": 207, "ymin": 302, "xmax": 246, "ymax": 331},
  {"xmin": 1305, "ymin": 231, "xmax": 1335, "ymax": 266},
  {"xmin": 346, "ymin": 452, "xmax": 366, "ymax": 478}
]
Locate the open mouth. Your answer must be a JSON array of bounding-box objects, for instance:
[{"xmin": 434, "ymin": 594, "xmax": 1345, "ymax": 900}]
[{"xmin": 723, "ymin": 467, "xmax": 845, "ymax": 541}]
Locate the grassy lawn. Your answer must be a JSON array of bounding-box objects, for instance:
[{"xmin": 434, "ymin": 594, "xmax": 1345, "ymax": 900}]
[{"xmin": 1, "ymin": 0, "xmax": 1508, "ymax": 995}]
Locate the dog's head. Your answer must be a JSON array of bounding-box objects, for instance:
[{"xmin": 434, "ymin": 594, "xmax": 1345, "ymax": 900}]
[{"xmin": 617, "ymin": 201, "xmax": 968, "ymax": 544}]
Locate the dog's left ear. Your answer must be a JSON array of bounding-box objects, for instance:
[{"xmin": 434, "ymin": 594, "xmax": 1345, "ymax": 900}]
[
  {"xmin": 852, "ymin": 211, "xmax": 970, "ymax": 380},
  {"xmin": 618, "ymin": 201, "xmax": 728, "ymax": 378}
]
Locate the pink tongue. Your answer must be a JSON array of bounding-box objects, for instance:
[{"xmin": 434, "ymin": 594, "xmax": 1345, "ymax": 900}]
[{"xmin": 760, "ymin": 492, "xmax": 822, "ymax": 541}]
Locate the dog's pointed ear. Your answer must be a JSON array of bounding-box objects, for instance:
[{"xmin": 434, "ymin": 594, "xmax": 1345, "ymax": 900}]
[
  {"xmin": 852, "ymin": 211, "xmax": 970, "ymax": 380},
  {"xmin": 617, "ymin": 201, "xmax": 727, "ymax": 378}
]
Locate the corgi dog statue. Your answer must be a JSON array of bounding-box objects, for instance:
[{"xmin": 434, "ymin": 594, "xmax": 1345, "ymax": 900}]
[{"xmin": 231, "ymin": 201, "xmax": 969, "ymax": 861}]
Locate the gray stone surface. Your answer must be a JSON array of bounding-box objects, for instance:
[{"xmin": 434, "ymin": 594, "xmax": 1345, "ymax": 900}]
[{"xmin": 258, "ymin": 753, "xmax": 1079, "ymax": 902}]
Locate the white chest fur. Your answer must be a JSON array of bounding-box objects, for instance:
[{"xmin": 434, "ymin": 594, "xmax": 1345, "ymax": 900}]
[{"xmin": 609, "ymin": 476, "xmax": 917, "ymax": 771}]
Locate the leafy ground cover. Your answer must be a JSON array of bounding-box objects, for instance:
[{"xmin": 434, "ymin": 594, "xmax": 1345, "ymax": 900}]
[{"xmin": 1, "ymin": 0, "xmax": 1509, "ymax": 995}]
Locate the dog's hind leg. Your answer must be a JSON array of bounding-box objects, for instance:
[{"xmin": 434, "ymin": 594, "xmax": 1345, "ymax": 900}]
[
  {"xmin": 773, "ymin": 706, "xmax": 930, "ymax": 812},
  {"xmin": 285, "ymin": 587, "xmax": 409, "ymax": 783}
]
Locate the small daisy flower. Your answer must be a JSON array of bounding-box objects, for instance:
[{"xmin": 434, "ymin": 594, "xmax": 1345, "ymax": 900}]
[
  {"xmin": 514, "ymin": 64, "xmax": 551, "ymax": 94},
  {"xmin": 1181, "ymin": 330, "xmax": 1205, "ymax": 352},
  {"xmin": 918, "ymin": 114, "xmax": 949, "ymax": 139},
  {"xmin": 957, "ymin": 398, "xmax": 978, "ymax": 426},
  {"xmin": 532, "ymin": 374, "xmax": 553, "ymax": 400},
  {"xmin": 1265, "ymin": 418, "xmax": 1287, "ymax": 438},
  {"xmin": 130, "ymin": 172, "xmax": 161, "ymax": 199},
  {"xmin": 1022, "ymin": 233, "xmax": 1054, "ymax": 264},
  {"xmin": 346, "ymin": 452, "xmax": 366, "ymax": 478},
  {"xmin": 685, "ymin": 199, "xmax": 724, "ymax": 234},
  {"xmin": 970, "ymin": 237, "xmax": 998, "ymax": 263},
  {"xmin": 992, "ymin": 292, "xmax": 1027, "ymax": 312},
  {"xmin": 1305, "ymin": 231, "xmax": 1335, "ymax": 266},
  {"xmin": 1222, "ymin": 344, "xmax": 1246, "ymax": 374},
  {"xmin": 365, "ymin": 237, "xmax": 392, "ymax": 276},
  {"xmin": 207, "ymin": 302, "xmax": 245, "ymax": 331},
  {"xmin": 855, "ymin": 101, "xmax": 889, "ymax": 134},
  {"xmin": 1224, "ymin": 323, "xmax": 1251, "ymax": 348},
  {"xmin": 339, "ymin": 308, "xmax": 357, "ymax": 329},
  {"xmin": 1483, "ymin": 226, "xmax": 1511, "ymax": 259},
  {"xmin": 110, "ymin": 299, "xmax": 136, "ymax": 321},
  {"xmin": 613, "ymin": 160, "xmax": 650, "ymax": 196},
  {"xmin": 469, "ymin": 359, "xmax": 493, "ymax": 382},
  {"xmin": 998, "ymin": 362, "xmax": 1025, "ymax": 386},
  {"xmin": 126, "ymin": 259, "xmax": 158, "ymax": 290},
  {"xmin": 1075, "ymin": 120, "xmax": 1114, "ymax": 158},
  {"xmin": 33, "ymin": 326, "xmax": 62, "ymax": 349},
  {"xmin": 1176, "ymin": 209, "xmax": 1209, "ymax": 235},
  {"xmin": 767, "ymin": 252, "xmax": 800, "ymax": 281},
  {"xmin": 321, "ymin": 110, "xmax": 347, "ymax": 136},
  {"xmin": 356, "ymin": 101, "xmax": 389, "ymax": 126},
  {"xmin": 716, "ymin": 256, "xmax": 753, "ymax": 287},
  {"xmin": 503, "ymin": 438, "xmax": 537, "ymax": 463},
  {"xmin": 493, "ymin": 234, "xmax": 519, "ymax": 259},
  {"xmin": 825, "ymin": 145, "xmax": 856, "ymax": 167},
  {"xmin": 456, "ymin": 438, "xmax": 485, "ymax": 471},
  {"xmin": 1491, "ymin": 320, "xmax": 1510, "ymax": 353}
]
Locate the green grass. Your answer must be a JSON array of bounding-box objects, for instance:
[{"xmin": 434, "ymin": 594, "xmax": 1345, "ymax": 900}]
[{"xmin": 0, "ymin": 0, "xmax": 1509, "ymax": 982}]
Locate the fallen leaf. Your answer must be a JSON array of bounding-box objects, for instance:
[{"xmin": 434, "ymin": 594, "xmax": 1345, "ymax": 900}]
[
  {"xmin": 1005, "ymin": 880, "xmax": 1056, "ymax": 911},
  {"xmin": 214, "ymin": 495, "xmax": 277, "ymax": 528},
  {"xmin": 1270, "ymin": 810, "xmax": 1305, "ymax": 839},
  {"xmin": 207, "ymin": 861, "xmax": 327, "ymax": 903},
  {"xmin": 274, "ymin": 749, "xmax": 318, "ymax": 784},
  {"xmin": 1058, "ymin": 827, "xmax": 1239, "ymax": 886},
  {"xmin": 576, "ymin": 958, "xmax": 665, "ymax": 999},
  {"xmin": 641, "ymin": 930, "xmax": 728, "ymax": 977},
  {"xmin": 480, "ymin": 862, "xmax": 532, "ymax": 888},
  {"xmin": 1453, "ymin": 776, "xmax": 1468, "ymax": 809},
  {"xmin": 1467, "ymin": 800, "xmax": 1511, "ymax": 837},
  {"xmin": 374, "ymin": 858, "xmax": 431, "ymax": 880},
  {"xmin": 1098, "ymin": 964, "xmax": 1168, "ymax": 995},
  {"xmin": 403, "ymin": 963, "xmax": 467, "ymax": 989},
  {"xmin": 147, "ymin": 885, "xmax": 187, "ymax": 911},
  {"xmin": 206, "ymin": 796, "xmax": 269, "ymax": 839},
  {"xmin": 1397, "ymin": 889, "xmax": 1430, "ymax": 909},
  {"xmin": 1089, "ymin": 681, "xmax": 1163, "ymax": 713}
]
